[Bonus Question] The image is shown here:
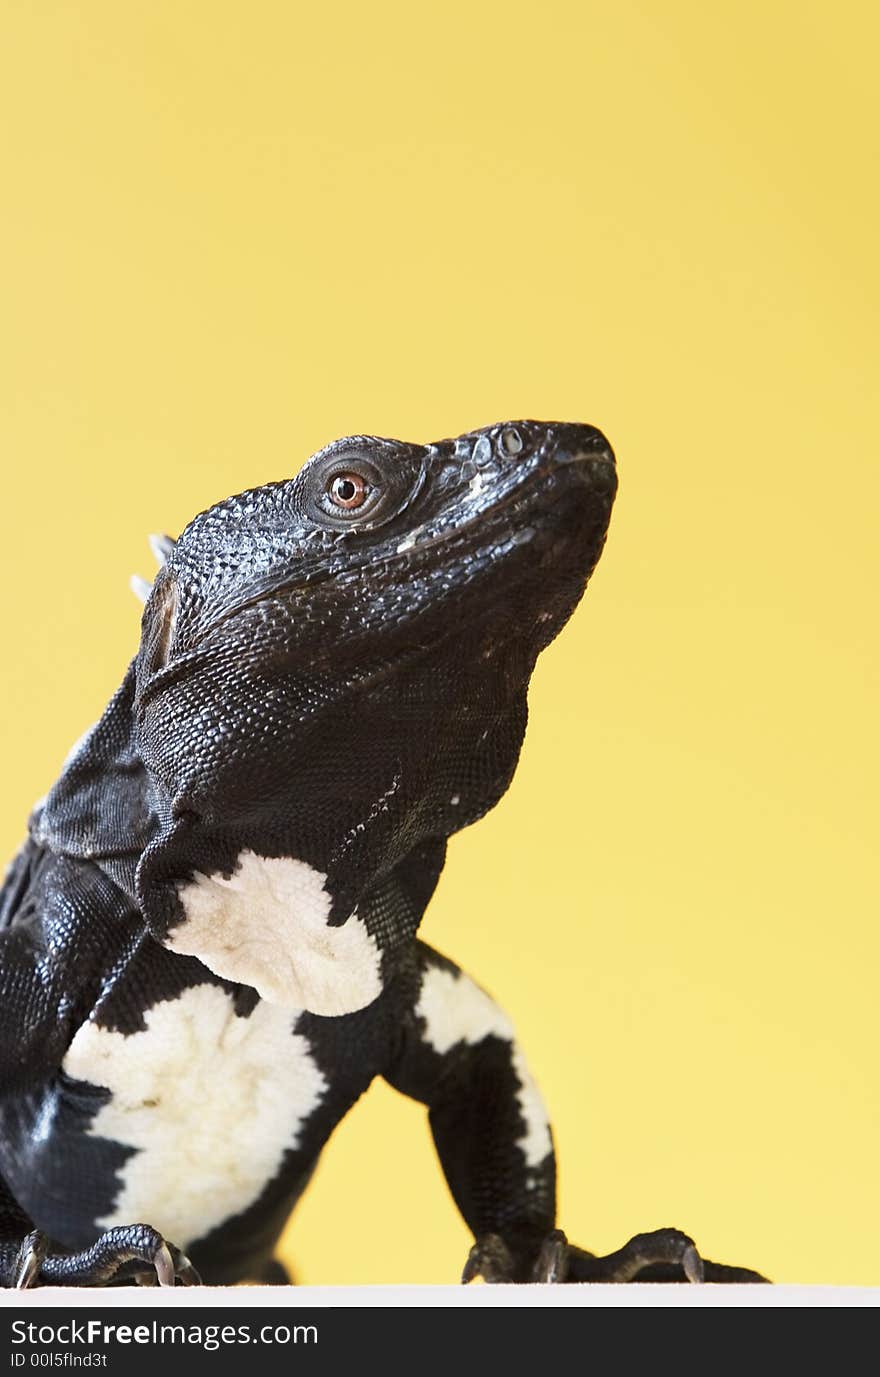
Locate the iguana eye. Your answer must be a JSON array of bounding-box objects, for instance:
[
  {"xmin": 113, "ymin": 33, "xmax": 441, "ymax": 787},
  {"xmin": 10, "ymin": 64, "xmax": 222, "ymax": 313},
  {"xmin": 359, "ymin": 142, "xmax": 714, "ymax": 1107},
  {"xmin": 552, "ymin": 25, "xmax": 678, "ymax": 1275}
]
[
  {"xmin": 302, "ymin": 445, "xmax": 419, "ymax": 531},
  {"xmin": 328, "ymin": 472, "xmax": 369, "ymax": 509}
]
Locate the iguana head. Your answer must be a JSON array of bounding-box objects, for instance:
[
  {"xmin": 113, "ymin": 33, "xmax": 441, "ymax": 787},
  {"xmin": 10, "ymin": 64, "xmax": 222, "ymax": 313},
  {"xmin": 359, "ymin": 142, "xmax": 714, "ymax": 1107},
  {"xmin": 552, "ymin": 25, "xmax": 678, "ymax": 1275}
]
[{"xmin": 131, "ymin": 420, "xmax": 616, "ymax": 1012}]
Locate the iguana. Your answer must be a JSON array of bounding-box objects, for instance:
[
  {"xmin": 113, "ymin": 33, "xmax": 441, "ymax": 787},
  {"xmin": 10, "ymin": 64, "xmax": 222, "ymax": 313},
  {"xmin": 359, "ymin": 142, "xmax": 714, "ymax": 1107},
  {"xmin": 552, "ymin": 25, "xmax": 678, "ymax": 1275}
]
[{"xmin": 0, "ymin": 420, "xmax": 762, "ymax": 1286}]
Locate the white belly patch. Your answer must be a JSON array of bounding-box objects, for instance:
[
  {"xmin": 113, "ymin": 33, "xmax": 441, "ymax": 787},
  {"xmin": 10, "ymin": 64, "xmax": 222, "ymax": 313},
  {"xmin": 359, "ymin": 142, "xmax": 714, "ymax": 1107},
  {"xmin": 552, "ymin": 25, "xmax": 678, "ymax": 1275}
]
[
  {"xmin": 166, "ymin": 851, "xmax": 383, "ymax": 1016},
  {"xmin": 62, "ymin": 984, "xmax": 327, "ymax": 1249}
]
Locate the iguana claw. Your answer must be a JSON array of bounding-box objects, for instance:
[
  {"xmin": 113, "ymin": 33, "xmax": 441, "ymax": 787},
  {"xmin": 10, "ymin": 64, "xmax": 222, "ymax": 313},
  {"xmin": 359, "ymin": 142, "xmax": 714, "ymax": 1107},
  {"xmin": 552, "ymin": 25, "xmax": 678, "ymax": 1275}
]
[
  {"xmin": 531, "ymin": 1230, "xmax": 568, "ymax": 1282},
  {"xmin": 461, "ymin": 1234, "xmax": 514, "ymax": 1284},
  {"xmin": 152, "ymin": 1243, "xmax": 176, "ymax": 1288},
  {"xmin": 682, "ymin": 1243, "xmax": 704, "ymax": 1283},
  {"xmin": 13, "ymin": 1232, "xmax": 48, "ymax": 1289}
]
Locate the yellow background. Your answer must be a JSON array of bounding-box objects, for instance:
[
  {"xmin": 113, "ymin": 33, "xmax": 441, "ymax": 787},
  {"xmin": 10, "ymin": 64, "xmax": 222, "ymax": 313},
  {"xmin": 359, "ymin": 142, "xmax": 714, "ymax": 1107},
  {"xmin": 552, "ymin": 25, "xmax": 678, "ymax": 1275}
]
[{"xmin": 1, "ymin": 2, "xmax": 877, "ymax": 1286}]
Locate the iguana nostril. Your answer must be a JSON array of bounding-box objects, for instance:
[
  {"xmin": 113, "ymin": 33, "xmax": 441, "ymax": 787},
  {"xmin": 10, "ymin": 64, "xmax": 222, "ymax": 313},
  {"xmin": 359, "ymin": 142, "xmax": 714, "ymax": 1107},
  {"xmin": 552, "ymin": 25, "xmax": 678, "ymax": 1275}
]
[{"xmin": 501, "ymin": 426, "xmax": 523, "ymax": 455}]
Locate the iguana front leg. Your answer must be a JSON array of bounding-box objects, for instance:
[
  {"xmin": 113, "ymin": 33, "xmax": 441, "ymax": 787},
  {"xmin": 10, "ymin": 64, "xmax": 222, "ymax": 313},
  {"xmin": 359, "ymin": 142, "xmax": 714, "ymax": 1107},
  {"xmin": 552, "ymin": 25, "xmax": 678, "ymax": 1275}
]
[{"xmin": 386, "ymin": 943, "xmax": 765, "ymax": 1284}]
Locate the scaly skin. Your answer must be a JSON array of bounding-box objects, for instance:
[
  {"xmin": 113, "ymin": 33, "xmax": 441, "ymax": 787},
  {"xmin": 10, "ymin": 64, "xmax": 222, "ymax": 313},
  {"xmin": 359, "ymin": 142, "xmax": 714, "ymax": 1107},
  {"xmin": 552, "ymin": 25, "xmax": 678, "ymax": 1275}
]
[{"xmin": 0, "ymin": 421, "xmax": 765, "ymax": 1286}]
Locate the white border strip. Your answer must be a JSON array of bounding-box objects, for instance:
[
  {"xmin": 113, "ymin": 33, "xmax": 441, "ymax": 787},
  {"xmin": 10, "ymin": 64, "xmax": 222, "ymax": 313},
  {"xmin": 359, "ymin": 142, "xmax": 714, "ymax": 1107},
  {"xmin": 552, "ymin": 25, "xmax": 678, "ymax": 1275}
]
[{"xmin": 2, "ymin": 1285, "xmax": 877, "ymax": 1308}]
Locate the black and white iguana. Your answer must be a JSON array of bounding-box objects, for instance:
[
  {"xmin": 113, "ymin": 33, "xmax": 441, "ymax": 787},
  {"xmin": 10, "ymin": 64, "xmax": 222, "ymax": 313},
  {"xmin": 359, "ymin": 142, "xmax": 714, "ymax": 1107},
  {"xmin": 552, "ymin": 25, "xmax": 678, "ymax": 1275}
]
[{"xmin": 0, "ymin": 421, "xmax": 763, "ymax": 1287}]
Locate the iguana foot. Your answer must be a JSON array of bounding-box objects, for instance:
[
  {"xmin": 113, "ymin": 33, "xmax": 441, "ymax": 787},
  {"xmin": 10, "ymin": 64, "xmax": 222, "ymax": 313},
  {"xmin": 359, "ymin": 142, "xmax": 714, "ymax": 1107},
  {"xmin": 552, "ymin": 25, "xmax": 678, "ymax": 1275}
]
[
  {"xmin": 463, "ymin": 1227, "xmax": 767, "ymax": 1284},
  {"xmin": 4, "ymin": 1225, "xmax": 200, "ymax": 1288},
  {"xmin": 565, "ymin": 1227, "xmax": 767, "ymax": 1282}
]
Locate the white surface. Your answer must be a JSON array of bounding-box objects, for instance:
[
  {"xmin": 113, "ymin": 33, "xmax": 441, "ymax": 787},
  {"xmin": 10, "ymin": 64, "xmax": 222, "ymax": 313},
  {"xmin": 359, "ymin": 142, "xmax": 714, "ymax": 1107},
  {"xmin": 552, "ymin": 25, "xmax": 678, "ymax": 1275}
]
[{"xmin": 3, "ymin": 1285, "xmax": 877, "ymax": 1308}]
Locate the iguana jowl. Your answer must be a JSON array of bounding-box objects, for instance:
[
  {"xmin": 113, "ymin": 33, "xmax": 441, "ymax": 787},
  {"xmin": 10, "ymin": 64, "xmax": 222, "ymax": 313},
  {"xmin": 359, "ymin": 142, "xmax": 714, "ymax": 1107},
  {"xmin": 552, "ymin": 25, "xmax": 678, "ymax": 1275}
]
[{"xmin": 0, "ymin": 420, "xmax": 762, "ymax": 1286}]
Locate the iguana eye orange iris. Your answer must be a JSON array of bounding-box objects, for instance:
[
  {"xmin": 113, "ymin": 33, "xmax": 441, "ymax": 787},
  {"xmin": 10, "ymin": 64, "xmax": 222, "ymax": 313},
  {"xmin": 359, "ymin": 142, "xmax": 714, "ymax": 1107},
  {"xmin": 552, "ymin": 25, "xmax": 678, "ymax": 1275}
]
[{"xmin": 328, "ymin": 472, "xmax": 368, "ymax": 509}]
